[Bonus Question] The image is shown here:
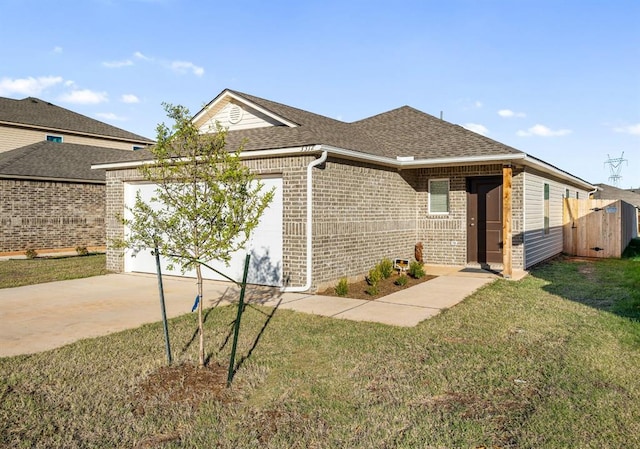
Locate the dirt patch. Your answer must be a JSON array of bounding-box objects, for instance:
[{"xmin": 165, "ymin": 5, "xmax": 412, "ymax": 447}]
[
  {"xmin": 133, "ymin": 363, "xmax": 232, "ymax": 416},
  {"xmin": 318, "ymin": 272, "xmax": 436, "ymax": 300},
  {"xmin": 577, "ymin": 263, "xmax": 597, "ymax": 281}
]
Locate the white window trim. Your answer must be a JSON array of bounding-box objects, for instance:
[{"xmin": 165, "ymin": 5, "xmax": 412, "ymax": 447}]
[
  {"xmin": 46, "ymin": 134, "xmax": 63, "ymax": 143},
  {"xmin": 428, "ymin": 178, "xmax": 450, "ymax": 215}
]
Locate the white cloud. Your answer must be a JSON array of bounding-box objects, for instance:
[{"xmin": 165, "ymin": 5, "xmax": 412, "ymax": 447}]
[
  {"xmin": 474, "ymin": 101, "xmax": 483, "ymax": 108},
  {"xmin": 52, "ymin": 46, "xmax": 63, "ymax": 54},
  {"xmin": 463, "ymin": 123, "xmax": 489, "ymax": 136},
  {"xmin": 0, "ymin": 76, "xmax": 63, "ymax": 96},
  {"xmin": 95, "ymin": 112, "xmax": 125, "ymax": 121},
  {"xmin": 59, "ymin": 89, "xmax": 108, "ymax": 104},
  {"xmin": 121, "ymin": 94, "xmax": 140, "ymax": 104},
  {"xmin": 613, "ymin": 123, "xmax": 640, "ymax": 135},
  {"xmin": 134, "ymin": 51, "xmax": 152, "ymax": 61},
  {"xmin": 498, "ymin": 109, "xmax": 526, "ymax": 118},
  {"xmin": 64, "ymin": 80, "xmax": 76, "ymax": 87},
  {"xmin": 517, "ymin": 124, "xmax": 572, "ymax": 137},
  {"xmin": 170, "ymin": 60, "xmax": 204, "ymax": 76},
  {"xmin": 102, "ymin": 59, "xmax": 133, "ymax": 68}
]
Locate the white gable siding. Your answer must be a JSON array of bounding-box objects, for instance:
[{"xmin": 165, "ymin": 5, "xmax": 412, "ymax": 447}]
[
  {"xmin": 523, "ymin": 170, "xmax": 590, "ymax": 268},
  {"xmin": 198, "ymin": 102, "xmax": 282, "ymax": 133}
]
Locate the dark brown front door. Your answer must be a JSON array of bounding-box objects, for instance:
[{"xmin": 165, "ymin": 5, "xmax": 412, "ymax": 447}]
[{"xmin": 467, "ymin": 177, "xmax": 503, "ymax": 265}]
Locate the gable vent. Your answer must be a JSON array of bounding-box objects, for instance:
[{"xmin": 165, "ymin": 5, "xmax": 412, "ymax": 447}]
[{"xmin": 228, "ymin": 104, "xmax": 243, "ymax": 124}]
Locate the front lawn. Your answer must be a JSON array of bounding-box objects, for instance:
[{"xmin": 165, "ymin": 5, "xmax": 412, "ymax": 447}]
[
  {"xmin": 0, "ymin": 254, "xmax": 109, "ymax": 289},
  {"xmin": 1, "ymin": 257, "xmax": 639, "ymax": 448}
]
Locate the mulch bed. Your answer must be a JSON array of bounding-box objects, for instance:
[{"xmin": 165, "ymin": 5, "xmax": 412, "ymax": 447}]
[{"xmin": 317, "ymin": 271, "xmax": 437, "ymax": 300}]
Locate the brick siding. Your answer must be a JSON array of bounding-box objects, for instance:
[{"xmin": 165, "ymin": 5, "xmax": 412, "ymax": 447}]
[
  {"xmin": 312, "ymin": 158, "xmax": 417, "ymax": 289},
  {"xmin": 104, "ymin": 156, "xmax": 528, "ymax": 291},
  {"xmin": 0, "ymin": 179, "xmax": 105, "ymax": 252},
  {"xmin": 105, "ymin": 156, "xmax": 312, "ymax": 285}
]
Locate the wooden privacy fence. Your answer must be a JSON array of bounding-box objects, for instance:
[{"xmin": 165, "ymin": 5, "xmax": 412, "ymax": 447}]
[{"xmin": 563, "ymin": 198, "xmax": 638, "ymax": 258}]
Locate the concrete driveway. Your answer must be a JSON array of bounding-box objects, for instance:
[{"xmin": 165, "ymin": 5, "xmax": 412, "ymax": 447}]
[{"xmin": 0, "ymin": 268, "xmax": 516, "ymax": 357}]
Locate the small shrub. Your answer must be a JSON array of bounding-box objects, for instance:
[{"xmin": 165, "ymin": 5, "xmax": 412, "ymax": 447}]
[
  {"xmin": 395, "ymin": 274, "xmax": 408, "ymax": 286},
  {"xmin": 367, "ymin": 267, "xmax": 382, "ymax": 286},
  {"xmin": 75, "ymin": 246, "xmax": 89, "ymax": 256},
  {"xmin": 377, "ymin": 258, "xmax": 394, "ymax": 279},
  {"xmin": 25, "ymin": 248, "xmax": 38, "ymax": 259},
  {"xmin": 334, "ymin": 277, "xmax": 349, "ymax": 297},
  {"xmin": 408, "ymin": 261, "xmax": 426, "ymax": 279},
  {"xmin": 366, "ymin": 284, "xmax": 379, "ymax": 296}
]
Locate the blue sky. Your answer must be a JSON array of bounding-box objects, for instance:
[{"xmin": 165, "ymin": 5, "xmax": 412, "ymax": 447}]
[{"xmin": 1, "ymin": 0, "xmax": 638, "ymax": 188}]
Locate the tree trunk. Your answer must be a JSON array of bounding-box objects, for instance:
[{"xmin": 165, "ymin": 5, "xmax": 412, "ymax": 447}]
[{"xmin": 196, "ymin": 264, "xmax": 205, "ymax": 367}]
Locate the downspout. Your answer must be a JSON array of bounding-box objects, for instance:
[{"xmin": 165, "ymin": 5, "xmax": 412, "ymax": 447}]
[{"xmin": 282, "ymin": 149, "xmax": 328, "ymax": 292}]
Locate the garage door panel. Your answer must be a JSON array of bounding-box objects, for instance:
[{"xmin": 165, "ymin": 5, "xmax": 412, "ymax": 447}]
[{"xmin": 123, "ymin": 178, "xmax": 283, "ymax": 286}]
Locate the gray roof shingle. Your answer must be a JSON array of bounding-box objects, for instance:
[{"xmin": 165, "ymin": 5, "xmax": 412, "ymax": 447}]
[
  {"xmin": 0, "ymin": 141, "xmax": 135, "ymax": 181},
  {"xmin": 0, "ymin": 96, "xmax": 153, "ymax": 143},
  {"xmin": 99, "ymin": 89, "xmax": 526, "ymax": 164},
  {"xmin": 227, "ymin": 91, "xmax": 524, "ymax": 159},
  {"xmin": 593, "ymin": 183, "xmax": 640, "ymax": 208}
]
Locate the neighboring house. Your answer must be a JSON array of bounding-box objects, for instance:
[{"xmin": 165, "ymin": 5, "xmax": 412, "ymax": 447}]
[
  {"xmin": 0, "ymin": 96, "xmax": 153, "ymax": 153},
  {"xmin": 592, "ymin": 183, "xmax": 640, "ymax": 209},
  {"xmin": 593, "ymin": 183, "xmax": 640, "ymax": 235},
  {"xmin": 0, "ymin": 97, "xmax": 153, "ymax": 254},
  {"xmin": 0, "ymin": 142, "xmax": 136, "ymax": 253},
  {"xmin": 95, "ymin": 89, "xmax": 595, "ymax": 291}
]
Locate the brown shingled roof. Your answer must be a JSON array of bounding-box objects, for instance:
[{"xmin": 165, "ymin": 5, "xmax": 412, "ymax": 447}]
[
  {"xmin": 98, "ymin": 89, "xmax": 526, "ymax": 165},
  {"xmin": 0, "ymin": 141, "xmax": 135, "ymax": 182},
  {"xmin": 227, "ymin": 91, "xmax": 523, "ymax": 159},
  {"xmin": 0, "ymin": 96, "xmax": 153, "ymax": 143}
]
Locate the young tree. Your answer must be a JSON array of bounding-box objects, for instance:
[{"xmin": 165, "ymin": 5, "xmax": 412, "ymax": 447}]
[{"xmin": 123, "ymin": 103, "xmax": 274, "ymax": 367}]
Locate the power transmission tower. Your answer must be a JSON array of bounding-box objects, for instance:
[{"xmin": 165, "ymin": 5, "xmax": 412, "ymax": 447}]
[{"xmin": 604, "ymin": 152, "xmax": 627, "ymax": 187}]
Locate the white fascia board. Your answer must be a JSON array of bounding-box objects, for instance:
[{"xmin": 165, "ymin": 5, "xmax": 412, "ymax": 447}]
[
  {"xmin": 93, "ymin": 143, "xmax": 595, "ymax": 191},
  {"xmin": 520, "ymin": 155, "xmax": 595, "ymax": 190},
  {"xmin": 191, "ymin": 90, "xmax": 299, "ymax": 129},
  {"xmin": 324, "ymin": 145, "xmax": 594, "ymax": 189},
  {"xmin": 91, "ymin": 145, "xmax": 323, "ymax": 170},
  {"xmin": 321, "ymin": 144, "xmax": 526, "ymax": 168}
]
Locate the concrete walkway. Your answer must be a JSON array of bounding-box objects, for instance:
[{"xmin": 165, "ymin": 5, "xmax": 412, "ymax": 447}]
[{"xmin": 0, "ymin": 266, "xmax": 525, "ymax": 357}]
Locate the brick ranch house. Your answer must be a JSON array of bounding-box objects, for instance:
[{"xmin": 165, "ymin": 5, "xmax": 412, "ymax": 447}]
[
  {"xmin": 95, "ymin": 89, "xmax": 595, "ymax": 292},
  {"xmin": 0, "ymin": 96, "xmax": 153, "ymax": 254}
]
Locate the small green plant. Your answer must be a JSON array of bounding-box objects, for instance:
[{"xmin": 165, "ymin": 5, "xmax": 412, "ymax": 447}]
[
  {"xmin": 75, "ymin": 246, "xmax": 89, "ymax": 256},
  {"xmin": 334, "ymin": 277, "xmax": 349, "ymax": 297},
  {"xmin": 25, "ymin": 248, "xmax": 38, "ymax": 259},
  {"xmin": 408, "ymin": 261, "xmax": 426, "ymax": 279},
  {"xmin": 366, "ymin": 284, "xmax": 379, "ymax": 296},
  {"xmin": 377, "ymin": 258, "xmax": 394, "ymax": 279},
  {"xmin": 367, "ymin": 267, "xmax": 382, "ymax": 286},
  {"xmin": 395, "ymin": 274, "xmax": 408, "ymax": 286}
]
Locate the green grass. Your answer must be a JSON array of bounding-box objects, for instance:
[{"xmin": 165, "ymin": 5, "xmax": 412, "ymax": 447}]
[
  {"xmin": 0, "ymin": 254, "xmax": 109, "ymax": 289},
  {"xmin": 1, "ymin": 258, "xmax": 639, "ymax": 448}
]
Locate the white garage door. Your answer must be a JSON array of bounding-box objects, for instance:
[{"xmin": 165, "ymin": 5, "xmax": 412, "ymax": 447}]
[{"xmin": 123, "ymin": 177, "xmax": 283, "ymax": 286}]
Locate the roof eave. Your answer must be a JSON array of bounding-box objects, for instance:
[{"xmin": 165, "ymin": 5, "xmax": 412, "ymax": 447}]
[
  {"xmin": 520, "ymin": 155, "xmax": 595, "ymax": 191},
  {"xmin": 0, "ymin": 174, "xmax": 105, "ymax": 184},
  {"xmin": 91, "ymin": 144, "xmax": 596, "ymax": 190}
]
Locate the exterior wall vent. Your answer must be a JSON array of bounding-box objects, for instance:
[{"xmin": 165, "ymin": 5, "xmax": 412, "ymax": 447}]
[{"xmin": 228, "ymin": 104, "xmax": 243, "ymax": 124}]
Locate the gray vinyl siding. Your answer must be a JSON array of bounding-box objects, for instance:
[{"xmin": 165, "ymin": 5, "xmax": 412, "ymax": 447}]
[{"xmin": 523, "ymin": 170, "xmax": 590, "ymax": 268}]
